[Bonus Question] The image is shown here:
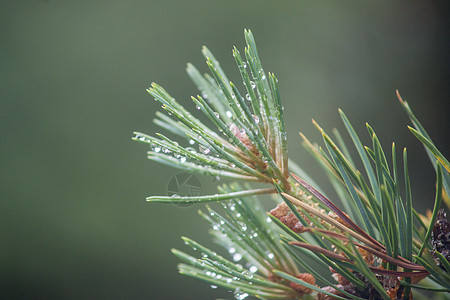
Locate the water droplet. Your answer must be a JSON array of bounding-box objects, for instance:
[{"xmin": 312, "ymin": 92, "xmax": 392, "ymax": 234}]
[
  {"xmin": 249, "ymin": 265, "xmax": 258, "ymax": 273},
  {"xmin": 214, "ymin": 112, "xmax": 220, "ymax": 118},
  {"xmin": 213, "ymin": 225, "xmax": 219, "ymax": 231},
  {"xmin": 234, "ymin": 289, "xmax": 249, "ymax": 300},
  {"xmin": 228, "ymin": 247, "xmax": 236, "ymax": 254},
  {"xmin": 233, "ymin": 253, "xmax": 242, "ymax": 262},
  {"xmin": 185, "ymin": 147, "xmax": 197, "ymax": 153},
  {"xmin": 179, "ymin": 157, "xmax": 187, "ymax": 163},
  {"xmin": 226, "ymin": 111, "xmax": 233, "ymax": 118},
  {"xmin": 245, "ymin": 94, "xmax": 251, "ymax": 101},
  {"xmin": 205, "ymin": 271, "xmax": 212, "ymax": 276},
  {"xmin": 252, "ymin": 232, "xmax": 258, "ymax": 238},
  {"xmin": 189, "ymin": 139, "xmax": 195, "ymax": 145},
  {"xmin": 266, "ymin": 216, "xmax": 272, "ymax": 223},
  {"xmin": 162, "ymin": 148, "xmax": 171, "ymax": 154},
  {"xmin": 237, "ymin": 222, "xmax": 247, "ymax": 231},
  {"xmin": 243, "ymin": 62, "xmax": 247, "ymax": 69},
  {"xmin": 210, "ymin": 285, "xmax": 218, "ymax": 289},
  {"xmin": 253, "ymin": 115, "xmax": 259, "ymax": 124},
  {"xmin": 267, "ymin": 253, "xmax": 274, "ymax": 259},
  {"xmin": 261, "ymin": 74, "xmax": 266, "ymax": 80},
  {"xmin": 236, "ymin": 213, "xmax": 241, "ymax": 218},
  {"xmin": 198, "ymin": 144, "xmax": 211, "ymax": 155},
  {"xmin": 134, "ymin": 134, "xmax": 149, "ymax": 143},
  {"xmin": 250, "ymin": 81, "xmax": 256, "ymax": 89},
  {"xmin": 153, "ymin": 146, "xmax": 161, "ymax": 153}
]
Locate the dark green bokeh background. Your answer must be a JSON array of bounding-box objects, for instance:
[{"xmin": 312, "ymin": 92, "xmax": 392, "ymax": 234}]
[{"xmin": 2, "ymin": 1, "xmax": 449, "ymax": 299}]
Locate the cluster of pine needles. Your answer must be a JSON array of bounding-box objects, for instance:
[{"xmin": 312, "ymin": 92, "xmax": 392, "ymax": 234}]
[{"xmin": 134, "ymin": 30, "xmax": 450, "ymax": 299}]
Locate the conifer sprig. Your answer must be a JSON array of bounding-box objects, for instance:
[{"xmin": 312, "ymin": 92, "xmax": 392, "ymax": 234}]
[{"xmin": 134, "ymin": 30, "xmax": 450, "ymax": 299}]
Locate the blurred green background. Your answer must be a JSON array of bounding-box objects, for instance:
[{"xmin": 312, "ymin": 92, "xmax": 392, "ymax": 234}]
[{"xmin": 1, "ymin": 1, "xmax": 449, "ymax": 299}]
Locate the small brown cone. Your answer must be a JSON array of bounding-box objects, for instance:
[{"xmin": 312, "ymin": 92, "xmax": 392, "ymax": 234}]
[{"xmin": 288, "ymin": 273, "xmax": 315, "ymax": 294}]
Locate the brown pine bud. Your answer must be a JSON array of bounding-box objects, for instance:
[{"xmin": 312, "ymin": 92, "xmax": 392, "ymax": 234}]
[
  {"xmin": 288, "ymin": 273, "xmax": 316, "ymax": 294},
  {"xmin": 230, "ymin": 124, "xmax": 259, "ymax": 155},
  {"xmin": 317, "ymin": 286, "xmax": 340, "ymax": 300},
  {"xmin": 269, "ymin": 203, "xmax": 309, "ymax": 233},
  {"xmin": 330, "ymin": 267, "xmax": 350, "ymax": 286},
  {"xmin": 381, "ymin": 276, "xmax": 400, "ymax": 299},
  {"xmin": 357, "ymin": 247, "xmax": 374, "ymax": 265}
]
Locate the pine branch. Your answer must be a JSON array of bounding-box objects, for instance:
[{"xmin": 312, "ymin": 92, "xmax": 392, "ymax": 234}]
[{"xmin": 134, "ymin": 30, "xmax": 450, "ymax": 299}]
